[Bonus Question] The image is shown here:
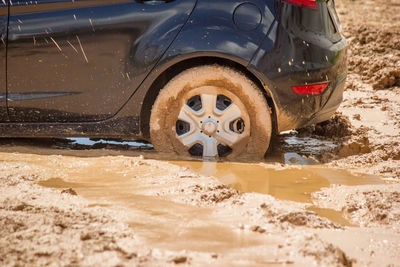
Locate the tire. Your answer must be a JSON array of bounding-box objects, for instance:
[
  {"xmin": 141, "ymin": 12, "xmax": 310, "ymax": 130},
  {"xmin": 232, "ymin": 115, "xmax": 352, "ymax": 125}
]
[{"xmin": 150, "ymin": 65, "xmax": 272, "ymax": 159}]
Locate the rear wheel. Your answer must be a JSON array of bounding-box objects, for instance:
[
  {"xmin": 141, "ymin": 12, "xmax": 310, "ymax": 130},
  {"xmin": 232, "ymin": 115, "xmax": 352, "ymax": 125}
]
[{"xmin": 150, "ymin": 65, "xmax": 272, "ymax": 159}]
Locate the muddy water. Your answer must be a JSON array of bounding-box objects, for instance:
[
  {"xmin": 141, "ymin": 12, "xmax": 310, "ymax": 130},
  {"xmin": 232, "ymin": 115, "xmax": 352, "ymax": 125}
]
[
  {"xmin": 171, "ymin": 161, "xmax": 382, "ymax": 203},
  {"xmin": 32, "ymin": 158, "xmax": 268, "ymax": 253},
  {"xmin": 171, "ymin": 161, "xmax": 382, "ymax": 226},
  {"xmin": 0, "ymin": 148, "xmax": 384, "ymax": 254},
  {"xmin": 35, "ymin": 158, "xmax": 380, "ymax": 252}
]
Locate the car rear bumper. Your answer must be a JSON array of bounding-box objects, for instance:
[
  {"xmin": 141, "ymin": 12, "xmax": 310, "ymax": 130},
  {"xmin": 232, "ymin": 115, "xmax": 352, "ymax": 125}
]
[
  {"xmin": 267, "ymin": 66, "xmax": 347, "ymax": 133},
  {"xmin": 249, "ymin": 18, "xmax": 347, "ymax": 133},
  {"xmin": 302, "ymin": 73, "xmax": 346, "ymax": 126}
]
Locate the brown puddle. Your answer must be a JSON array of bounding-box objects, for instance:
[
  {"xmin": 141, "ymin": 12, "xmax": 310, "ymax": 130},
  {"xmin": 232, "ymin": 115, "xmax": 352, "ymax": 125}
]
[
  {"xmin": 4, "ymin": 150, "xmax": 382, "ymax": 252},
  {"xmin": 170, "ymin": 161, "xmax": 383, "ymax": 226},
  {"xmin": 170, "ymin": 161, "xmax": 383, "ymax": 203},
  {"xmin": 306, "ymin": 206, "xmax": 355, "ymax": 227}
]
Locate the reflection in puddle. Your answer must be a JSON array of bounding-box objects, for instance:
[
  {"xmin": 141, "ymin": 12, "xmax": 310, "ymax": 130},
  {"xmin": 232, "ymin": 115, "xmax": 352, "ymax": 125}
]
[
  {"xmin": 68, "ymin": 137, "xmax": 153, "ymax": 148},
  {"xmin": 283, "ymin": 136, "xmax": 337, "ymax": 155},
  {"xmin": 0, "ymin": 136, "xmax": 337, "ymax": 165},
  {"xmin": 0, "ymin": 137, "xmax": 337, "ymax": 168},
  {"xmin": 284, "ymin": 152, "xmax": 318, "ymax": 165}
]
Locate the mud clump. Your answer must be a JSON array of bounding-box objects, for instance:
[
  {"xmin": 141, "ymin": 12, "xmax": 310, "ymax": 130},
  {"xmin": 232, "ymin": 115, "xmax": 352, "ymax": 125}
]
[
  {"xmin": 168, "ymin": 182, "xmax": 240, "ymax": 206},
  {"xmin": 171, "ymin": 256, "xmax": 188, "ymax": 264},
  {"xmin": 249, "ymin": 225, "xmax": 267, "ymax": 233},
  {"xmin": 298, "ymin": 113, "xmax": 352, "ymax": 139},
  {"xmin": 276, "ymin": 211, "xmax": 342, "ymax": 229},
  {"xmin": 379, "ymin": 144, "xmax": 400, "ymax": 161},
  {"xmin": 344, "ymin": 190, "xmax": 400, "ymax": 226},
  {"xmin": 301, "ymin": 242, "xmax": 354, "ymax": 267},
  {"xmin": 372, "ymin": 69, "xmax": 400, "ymax": 89},
  {"xmin": 61, "ymin": 188, "xmax": 77, "ymax": 196},
  {"xmin": 313, "ymin": 114, "xmax": 352, "ymax": 138},
  {"xmin": 340, "ymin": 2, "xmax": 400, "ymax": 90},
  {"xmin": 258, "ymin": 203, "xmax": 342, "ymax": 230},
  {"xmin": 313, "ymin": 184, "xmax": 400, "ymax": 227},
  {"xmin": 335, "ymin": 136, "xmax": 371, "ymax": 157},
  {"xmin": 194, "ymin": 184, "xmax": 238, "ymax": 204}
]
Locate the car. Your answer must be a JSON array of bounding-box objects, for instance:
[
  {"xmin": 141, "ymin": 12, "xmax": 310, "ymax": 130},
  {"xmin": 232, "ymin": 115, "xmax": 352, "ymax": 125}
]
[{"xmin": 0, "ymin": 0, "xmax": 346, "ymax": 159}]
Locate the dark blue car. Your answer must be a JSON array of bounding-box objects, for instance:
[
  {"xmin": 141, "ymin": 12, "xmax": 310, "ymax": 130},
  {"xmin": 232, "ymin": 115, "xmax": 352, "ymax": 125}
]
[{"xmin": 0, "ymin": 0, "xmax": 346, "ymax": 158}]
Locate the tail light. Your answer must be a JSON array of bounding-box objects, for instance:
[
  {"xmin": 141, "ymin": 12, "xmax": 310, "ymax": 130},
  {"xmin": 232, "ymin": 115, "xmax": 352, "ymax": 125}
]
[
  {"xmin": 292, "ymin": 82, "xmax": 328, "ymax": 95},
  {"xmin": 281, "ymin": 0, "xmax": 318, "ymax": 10}
]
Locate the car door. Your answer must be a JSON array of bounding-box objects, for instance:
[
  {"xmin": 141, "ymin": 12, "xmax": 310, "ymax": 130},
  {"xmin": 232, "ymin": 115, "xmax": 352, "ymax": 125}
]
[
  {"xmin": 7, "ymin": 0, "xmax": 196, "ymax": 122},
  {"xmin": 0, "ymin": 0, "xmax": 7, "ymax": 121}
]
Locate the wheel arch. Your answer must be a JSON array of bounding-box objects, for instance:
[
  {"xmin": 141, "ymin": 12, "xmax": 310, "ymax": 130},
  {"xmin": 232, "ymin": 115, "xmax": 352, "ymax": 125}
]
[{"xmin": 140, "ymin": 56, "xmax": 278, "ymax": 140}]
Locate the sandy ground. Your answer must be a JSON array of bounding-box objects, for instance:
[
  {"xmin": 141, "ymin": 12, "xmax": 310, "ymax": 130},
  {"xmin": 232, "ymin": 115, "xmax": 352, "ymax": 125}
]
[
  {"xmin": 1, "ymin": 0, "xmax": 400, "ymax": 266},
  {"xmin": 324, "ymin": 0, "xmax": 400, "ymax": 180}
]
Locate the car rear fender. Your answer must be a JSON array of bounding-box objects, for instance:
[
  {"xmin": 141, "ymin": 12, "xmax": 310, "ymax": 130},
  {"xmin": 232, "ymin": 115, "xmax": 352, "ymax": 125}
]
[{"xmin": 117, "ymin": 0, "xmax": 279, "ymax": 136}]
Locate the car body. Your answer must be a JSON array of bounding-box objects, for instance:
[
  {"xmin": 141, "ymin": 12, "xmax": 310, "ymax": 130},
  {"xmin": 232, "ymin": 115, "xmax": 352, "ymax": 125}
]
[{"xmin": 0, "ymin": 0, "xmax": 346, "ymax": 157}]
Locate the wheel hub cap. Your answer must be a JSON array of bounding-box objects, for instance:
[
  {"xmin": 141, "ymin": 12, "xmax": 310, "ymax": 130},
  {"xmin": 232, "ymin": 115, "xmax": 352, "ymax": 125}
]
[
  {"xmin": 201, "ymin": 120, "xmax": 218, "ymax": 136},
  {"xmin": 175, "ymin": 89, "xmax": 250, "ymax": 158}
]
